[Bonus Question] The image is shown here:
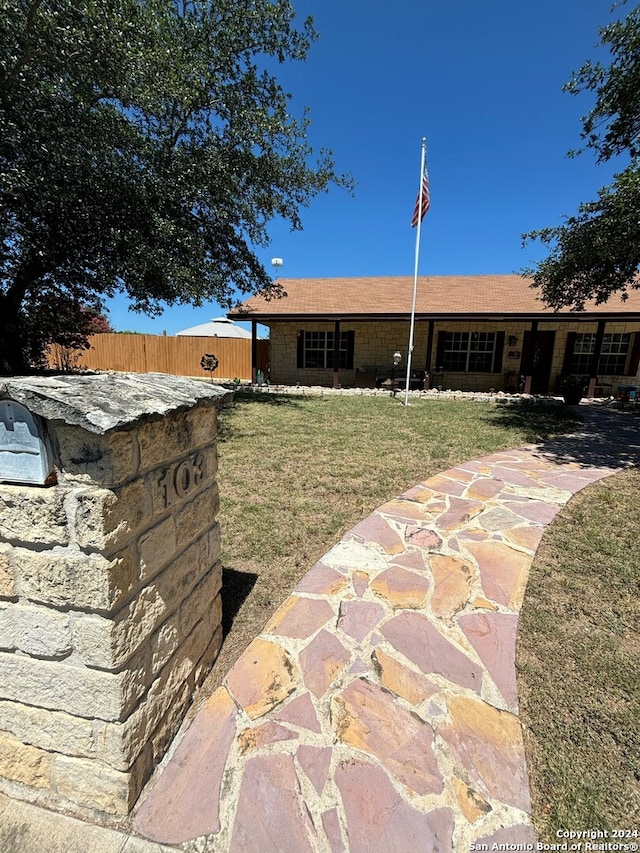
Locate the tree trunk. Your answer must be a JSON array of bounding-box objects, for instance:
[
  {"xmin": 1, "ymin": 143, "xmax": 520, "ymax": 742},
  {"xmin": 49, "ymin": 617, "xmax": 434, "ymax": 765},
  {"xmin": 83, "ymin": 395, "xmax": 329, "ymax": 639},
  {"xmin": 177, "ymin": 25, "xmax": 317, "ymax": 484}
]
[
  {"xmin": 0, "ymin": 267, "xmax": 35, "ymax": 375},
  {"xmin": 0, "ymin": 294, "xmax": 29, "ymax": 375}
]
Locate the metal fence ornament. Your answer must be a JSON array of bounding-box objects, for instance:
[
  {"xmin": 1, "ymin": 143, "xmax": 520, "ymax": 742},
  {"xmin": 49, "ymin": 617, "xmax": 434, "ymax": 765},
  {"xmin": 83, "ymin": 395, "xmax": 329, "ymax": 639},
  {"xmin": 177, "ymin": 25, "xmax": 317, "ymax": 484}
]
[{"xmin": 200, "ymin": 353, "xmax": 219, "ymax": 383}]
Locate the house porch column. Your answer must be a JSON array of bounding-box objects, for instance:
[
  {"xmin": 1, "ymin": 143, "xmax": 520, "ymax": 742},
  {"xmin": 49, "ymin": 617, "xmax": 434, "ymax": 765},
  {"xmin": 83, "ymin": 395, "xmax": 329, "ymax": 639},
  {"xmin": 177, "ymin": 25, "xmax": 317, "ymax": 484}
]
[
  {"xmin": 332, "ymin": 320, "xmax": 341, "ymax": 389},
  {"xmin": 588, "ymin": 320, "xmax": 606, "ymax": 396},
  {"xmin": 523, "ymin": 320, "xmax": 538, "ymax": 394},
  {"xmin": 251, "ymin": 320, "xmax": 258, "ymax": 383}
]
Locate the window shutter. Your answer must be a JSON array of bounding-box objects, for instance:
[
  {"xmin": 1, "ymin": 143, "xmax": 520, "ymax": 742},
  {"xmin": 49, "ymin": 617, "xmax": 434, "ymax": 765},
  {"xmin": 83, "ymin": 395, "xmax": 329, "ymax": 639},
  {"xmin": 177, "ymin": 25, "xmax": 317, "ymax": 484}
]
[
  {"xmin": 493, "ymin": 331, "xmax": 505, "ymax": 373},
  {"xmin": 562, "ymin": 332, "xmax": 577, "ymax": 375},
  {"xmin": 626, "ymin": 332, "xmax": 640, "ymax": 376},
  {"xmin": 297, "ymin": 330, "xmax": 304, "ymax": 368},
  {"xmin": 435, "ymin": 331, "xmax": 446, "ymax": 368},
  {"xmin": 346, "ymin": 331, "xmax": 355, "ymax": 370}
]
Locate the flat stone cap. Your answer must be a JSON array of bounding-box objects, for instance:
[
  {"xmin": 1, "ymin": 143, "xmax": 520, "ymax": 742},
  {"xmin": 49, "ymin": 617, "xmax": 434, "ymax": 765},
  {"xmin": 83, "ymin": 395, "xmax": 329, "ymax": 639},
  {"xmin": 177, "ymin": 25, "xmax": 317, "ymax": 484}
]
[{"xmin": 0, "ymin": 373, "xmax": 233, "ymax": 434}]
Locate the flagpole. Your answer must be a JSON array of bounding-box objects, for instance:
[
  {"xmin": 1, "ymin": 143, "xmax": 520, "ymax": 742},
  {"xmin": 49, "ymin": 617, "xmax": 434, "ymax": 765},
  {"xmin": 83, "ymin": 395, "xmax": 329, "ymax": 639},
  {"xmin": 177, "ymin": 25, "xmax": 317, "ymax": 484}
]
[{"xmin": 404, "ymin": 137, "xmax": 427, "ymax": 407}]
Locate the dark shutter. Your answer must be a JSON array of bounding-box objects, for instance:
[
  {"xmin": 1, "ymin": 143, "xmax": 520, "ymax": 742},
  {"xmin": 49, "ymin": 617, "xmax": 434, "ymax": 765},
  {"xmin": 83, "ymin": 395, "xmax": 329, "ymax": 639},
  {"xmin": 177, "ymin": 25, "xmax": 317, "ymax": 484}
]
[
  {"xmin": 590, "ymin": 321, "xmax": 606, "ymax": 377},
  {"xmin": 425, "ymin": 320, "xmax": 435, "ymax": 371},
  {"xmin": 562, "ymin": 332, "xmax": 577, "ymax": 376},
  {"xmin": 626, "ymin": 331, "xmax": 640, "ymax": 376},
  {"xmin": 493, "ymin": 331, "xmax": 505, "ymax": 373},
  {"xmin": 297, "ymin": 330, "xmax": 304, "ymax": 368},
  {"xmin": 346, "ymin": 331, "xmax": 355, "ymax": 370},
  {"xmin": 435, "ymin": 331, "xmax": 446, "ymax": 369},
  {"xmin": 521, "ymin": 331, "xmax": 532, "ymax": 375}
]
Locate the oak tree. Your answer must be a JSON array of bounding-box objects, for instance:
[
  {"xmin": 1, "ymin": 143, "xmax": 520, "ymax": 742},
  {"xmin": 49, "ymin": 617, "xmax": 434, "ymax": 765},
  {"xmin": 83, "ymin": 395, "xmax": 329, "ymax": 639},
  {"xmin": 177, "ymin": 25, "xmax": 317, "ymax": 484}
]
[
  {"xmin": 0, "ymin": 0, "xmax": 350, "ymax": 373},
  {"xmin": 523, "ymin": 2, "xmax": 640, "ymax": 310}
]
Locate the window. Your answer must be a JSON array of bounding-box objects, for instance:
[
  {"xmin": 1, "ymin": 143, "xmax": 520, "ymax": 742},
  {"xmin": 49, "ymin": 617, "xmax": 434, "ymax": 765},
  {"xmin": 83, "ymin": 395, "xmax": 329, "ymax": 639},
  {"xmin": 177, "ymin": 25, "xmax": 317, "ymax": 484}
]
[
  {"xmin": 298, "ymin": 330, "xmax": 354, "ymax": 369},
  {"xmin": 304, "ymin": 331, "xmax": 332, "ymax": 368},
  {"xmin": 599, "ymin": 333, "xmax": 630, "ymax": 374},
  {"xmin": 442, "ymin": 332, "xmax": 496, "ymax": 372},
  {"xmin": 570, "ymin": 333, "xmax": 595, "ymax": 374},
  {"xmin": 570, "ymin": 333, "xmax": 630, "ymax": 375}
]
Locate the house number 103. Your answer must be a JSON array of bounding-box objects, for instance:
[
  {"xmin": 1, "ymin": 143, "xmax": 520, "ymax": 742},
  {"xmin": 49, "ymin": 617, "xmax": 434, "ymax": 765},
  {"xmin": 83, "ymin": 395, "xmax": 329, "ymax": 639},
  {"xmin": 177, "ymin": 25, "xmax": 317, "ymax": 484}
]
[{"xmin": 159, "ymin": 453, "xmax": 205, "ymax": 509}]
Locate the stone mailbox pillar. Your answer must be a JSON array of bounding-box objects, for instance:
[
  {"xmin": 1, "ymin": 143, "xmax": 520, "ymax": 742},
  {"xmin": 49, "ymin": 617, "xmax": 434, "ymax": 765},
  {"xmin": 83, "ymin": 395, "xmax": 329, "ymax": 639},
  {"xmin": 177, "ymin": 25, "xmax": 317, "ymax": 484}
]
[{"xmin": 0, "ymin": 373, "xmax": 231, "ymax": 819}]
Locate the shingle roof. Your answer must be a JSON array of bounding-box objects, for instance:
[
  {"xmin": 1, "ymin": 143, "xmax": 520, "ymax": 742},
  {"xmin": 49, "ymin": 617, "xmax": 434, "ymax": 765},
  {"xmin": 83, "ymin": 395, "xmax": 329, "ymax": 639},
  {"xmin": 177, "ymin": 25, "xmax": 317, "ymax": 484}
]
[{"xmin": 228, "ymin": 275, "xmax": 640, "ymax": 320}]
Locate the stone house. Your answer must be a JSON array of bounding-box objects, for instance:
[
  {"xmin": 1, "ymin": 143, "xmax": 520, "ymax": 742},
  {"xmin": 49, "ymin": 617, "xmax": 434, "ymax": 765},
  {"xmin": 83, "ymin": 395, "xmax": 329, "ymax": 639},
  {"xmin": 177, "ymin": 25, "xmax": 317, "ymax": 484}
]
[{"xmin": 228, "ymin": 275, "xmax": 640, "ymax": 395}]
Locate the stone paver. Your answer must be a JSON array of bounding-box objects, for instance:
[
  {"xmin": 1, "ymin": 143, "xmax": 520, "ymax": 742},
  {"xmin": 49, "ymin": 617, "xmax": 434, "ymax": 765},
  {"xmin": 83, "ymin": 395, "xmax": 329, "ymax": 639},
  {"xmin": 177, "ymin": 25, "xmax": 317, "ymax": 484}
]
[
  {"xmin": 127, "ymin": 404, "xmax": 639, "ymax": 850},
  {"xmin": 0, "ymin": 792, "xmax": 175, "ymax": 853}
]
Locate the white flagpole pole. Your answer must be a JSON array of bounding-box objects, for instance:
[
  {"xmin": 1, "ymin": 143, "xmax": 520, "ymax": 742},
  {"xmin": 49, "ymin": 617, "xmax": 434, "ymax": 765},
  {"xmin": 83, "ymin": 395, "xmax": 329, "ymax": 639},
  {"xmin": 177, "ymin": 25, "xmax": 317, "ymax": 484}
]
[{"xmin": 404, "ymin": 137, "xmax": 427, "ymax": 407}]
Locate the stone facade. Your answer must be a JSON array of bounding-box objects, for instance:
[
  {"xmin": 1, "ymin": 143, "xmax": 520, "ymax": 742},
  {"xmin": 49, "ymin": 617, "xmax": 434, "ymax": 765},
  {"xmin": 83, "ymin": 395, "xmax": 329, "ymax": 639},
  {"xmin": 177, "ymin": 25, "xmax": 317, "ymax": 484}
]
[
  {"xmin": 268, "ymin": 320, "xmax": 640, "ymax": 392},
  {"xmin": 269, "ymin": 321, "xmax": 428, "ymax": 387},
  {"xmin": 0, "ymin": 373, "xmax": 231, "ymax": 820}
]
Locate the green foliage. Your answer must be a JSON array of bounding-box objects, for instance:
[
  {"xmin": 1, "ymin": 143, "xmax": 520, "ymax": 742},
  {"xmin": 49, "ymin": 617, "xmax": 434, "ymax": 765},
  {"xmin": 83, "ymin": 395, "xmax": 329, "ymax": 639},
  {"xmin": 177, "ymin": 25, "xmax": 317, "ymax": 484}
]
[
  {"xmin": 0, "ymin": 0, "xmax": 352, "ymax": 373},
  {"xmin": 523, "ymin": 2, "xmax": 640, "ymax": 309},
  {"xmin": 22, "ymin": 295, "xmax": 111, "ymax": 368}
]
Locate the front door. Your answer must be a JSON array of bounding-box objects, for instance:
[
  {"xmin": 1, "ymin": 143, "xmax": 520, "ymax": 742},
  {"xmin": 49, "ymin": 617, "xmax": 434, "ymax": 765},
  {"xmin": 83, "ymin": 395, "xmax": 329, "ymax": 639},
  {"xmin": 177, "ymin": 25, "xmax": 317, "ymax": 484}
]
[{"xmin": 521, "ymin": 331, "xmax": 555, "ymax": 394}]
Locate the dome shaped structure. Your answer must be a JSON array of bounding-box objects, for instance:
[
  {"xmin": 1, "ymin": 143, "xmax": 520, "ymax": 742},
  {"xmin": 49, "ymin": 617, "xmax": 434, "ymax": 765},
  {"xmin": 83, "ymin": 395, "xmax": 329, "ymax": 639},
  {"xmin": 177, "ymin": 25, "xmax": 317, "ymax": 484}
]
[{"xmin": 176, "ymin": 317, "xmax": 252, "ymax": 339}]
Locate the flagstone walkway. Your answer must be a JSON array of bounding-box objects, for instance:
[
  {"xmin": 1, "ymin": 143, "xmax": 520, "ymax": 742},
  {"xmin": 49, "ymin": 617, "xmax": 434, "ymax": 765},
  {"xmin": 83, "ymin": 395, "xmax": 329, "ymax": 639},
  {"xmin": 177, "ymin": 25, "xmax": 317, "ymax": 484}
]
[{"xmin": 132, "ymin": 404, "xmax": 640, "ymax": 853}]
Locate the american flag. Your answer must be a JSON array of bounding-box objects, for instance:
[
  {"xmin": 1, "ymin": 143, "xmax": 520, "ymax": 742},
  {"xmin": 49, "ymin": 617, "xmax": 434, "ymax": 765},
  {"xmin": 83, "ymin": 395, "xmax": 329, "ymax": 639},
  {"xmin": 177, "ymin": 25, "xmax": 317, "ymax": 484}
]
[{"xmin": 411, "ymin": 167, "xmax": 430, "ymax": 227}]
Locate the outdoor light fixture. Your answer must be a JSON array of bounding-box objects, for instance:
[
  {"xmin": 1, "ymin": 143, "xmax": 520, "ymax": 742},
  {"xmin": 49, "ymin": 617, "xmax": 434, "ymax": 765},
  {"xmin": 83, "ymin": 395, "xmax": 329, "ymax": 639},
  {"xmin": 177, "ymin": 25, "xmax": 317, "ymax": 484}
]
[{"xmin": 393, "ymin": 351, "xmax": 402, "ymax": 366}]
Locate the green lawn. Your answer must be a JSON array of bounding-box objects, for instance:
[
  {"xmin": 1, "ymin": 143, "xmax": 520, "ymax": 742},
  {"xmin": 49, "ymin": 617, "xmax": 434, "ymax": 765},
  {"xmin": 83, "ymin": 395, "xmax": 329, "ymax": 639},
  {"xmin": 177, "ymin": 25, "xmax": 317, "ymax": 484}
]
[
  {"xmin": 517, "ymin": 467, "xmax": 640, "ymax": 835},
  {"xmin": 205, "ymin": 392, "xmax": 577, "ymax": 694}
]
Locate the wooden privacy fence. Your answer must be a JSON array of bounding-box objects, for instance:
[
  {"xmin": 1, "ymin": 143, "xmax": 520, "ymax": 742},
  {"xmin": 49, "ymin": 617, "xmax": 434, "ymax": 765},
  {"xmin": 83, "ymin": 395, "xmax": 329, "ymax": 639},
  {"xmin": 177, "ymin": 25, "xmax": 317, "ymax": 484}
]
[{"xmin": 48, "ymin": 333, "xmax": 269, "ymax": 381}]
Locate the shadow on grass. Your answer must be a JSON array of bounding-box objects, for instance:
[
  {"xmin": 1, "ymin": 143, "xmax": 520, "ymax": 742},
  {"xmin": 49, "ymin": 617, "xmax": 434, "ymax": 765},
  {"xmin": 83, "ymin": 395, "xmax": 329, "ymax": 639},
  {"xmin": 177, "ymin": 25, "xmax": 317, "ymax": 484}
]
[
  {"xmin": 219, "ymin": 566, "xmax": 259, "ymax": 637},
  {"xmin": 483, "ymin": 402, "xmax": 583, "ymax": 442},
  {"xmin": 488, "ymin": 403, "xmax": 640, "ymax": 470},
  {"xmin": 232, "ymin": 391, "xmax": 305, "ymax": 407}
]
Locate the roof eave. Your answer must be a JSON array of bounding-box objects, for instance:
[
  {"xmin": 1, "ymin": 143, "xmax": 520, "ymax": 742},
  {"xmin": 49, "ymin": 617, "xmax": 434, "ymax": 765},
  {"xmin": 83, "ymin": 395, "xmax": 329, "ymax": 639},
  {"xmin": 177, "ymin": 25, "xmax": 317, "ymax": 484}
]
[{"xmin": 228, "ymin": 310, "xmax": 640, "ymax": 322}]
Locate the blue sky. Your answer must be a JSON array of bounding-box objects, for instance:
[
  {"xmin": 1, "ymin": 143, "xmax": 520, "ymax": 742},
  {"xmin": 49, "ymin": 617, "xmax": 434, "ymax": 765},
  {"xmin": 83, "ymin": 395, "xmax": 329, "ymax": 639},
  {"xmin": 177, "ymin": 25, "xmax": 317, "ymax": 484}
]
[{"xmin": 105, "ymin": 0, "xmax": 626, "ymax": 334}]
